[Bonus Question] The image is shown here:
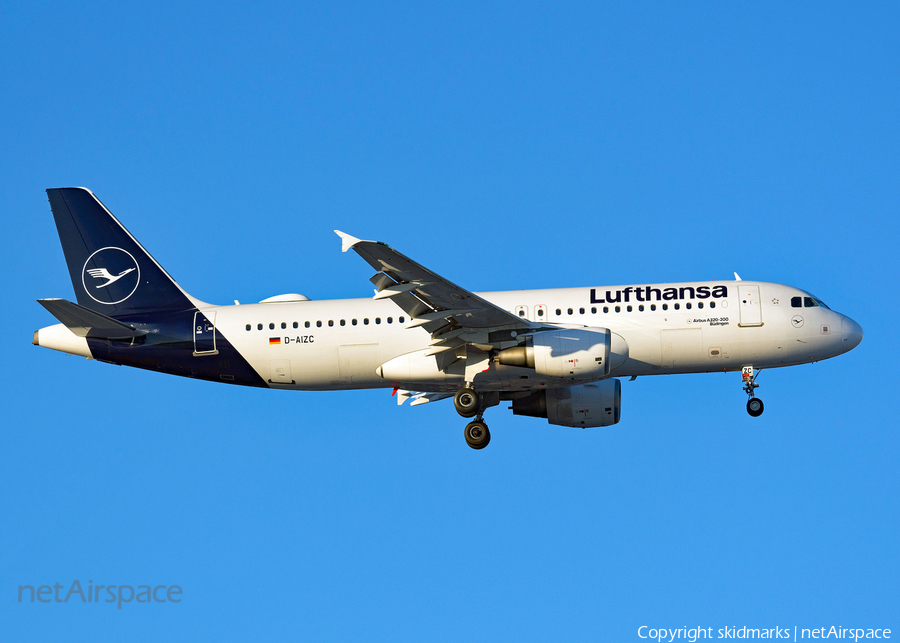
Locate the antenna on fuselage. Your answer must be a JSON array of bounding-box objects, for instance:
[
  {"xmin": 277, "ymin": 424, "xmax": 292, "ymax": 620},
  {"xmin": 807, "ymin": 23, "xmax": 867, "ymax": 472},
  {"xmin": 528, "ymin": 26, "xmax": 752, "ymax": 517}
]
[{"xmin": 734, "ymin": 272, "xmax": 742, "ymax": 281}]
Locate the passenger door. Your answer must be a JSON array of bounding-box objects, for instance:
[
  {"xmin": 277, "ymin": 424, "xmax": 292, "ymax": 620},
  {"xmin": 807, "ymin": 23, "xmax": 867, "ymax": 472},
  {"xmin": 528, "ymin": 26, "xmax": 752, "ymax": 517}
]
[
  {"xmin": 738, "ymin": 285, "xmax": 763, "ymax": 327},
  {"xmin": 193, "ymin": 311, "xmax": 217, "ymax": 356}
]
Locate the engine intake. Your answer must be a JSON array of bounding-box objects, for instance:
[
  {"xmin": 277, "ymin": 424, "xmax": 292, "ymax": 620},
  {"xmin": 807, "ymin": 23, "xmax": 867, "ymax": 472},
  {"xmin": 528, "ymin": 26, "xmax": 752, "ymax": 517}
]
[{"xmin": 512, "ymin": 380, "xmax": 621, "ymax": 428}]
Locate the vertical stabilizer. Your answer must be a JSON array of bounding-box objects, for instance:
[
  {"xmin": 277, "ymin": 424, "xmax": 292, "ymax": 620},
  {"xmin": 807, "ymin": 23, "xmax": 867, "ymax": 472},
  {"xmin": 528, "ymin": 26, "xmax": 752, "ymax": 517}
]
[{"xmin": 46, "ymin": 187, "xmax": 197, "ymax": 315}]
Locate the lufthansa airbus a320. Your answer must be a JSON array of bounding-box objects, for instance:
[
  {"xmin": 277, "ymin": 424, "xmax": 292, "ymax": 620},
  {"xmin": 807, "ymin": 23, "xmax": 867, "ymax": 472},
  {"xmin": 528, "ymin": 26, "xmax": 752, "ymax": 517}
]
[{"xmin": 34, "ymin": 188, "xmax": 863, "ymax": 449}]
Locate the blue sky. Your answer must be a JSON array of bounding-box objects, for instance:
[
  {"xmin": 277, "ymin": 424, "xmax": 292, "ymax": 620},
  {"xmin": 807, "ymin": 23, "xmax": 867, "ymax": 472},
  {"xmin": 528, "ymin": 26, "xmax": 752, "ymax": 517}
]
[{"xmin": 1, "ymin": 2, "xmax": 897, "ymax": 640}]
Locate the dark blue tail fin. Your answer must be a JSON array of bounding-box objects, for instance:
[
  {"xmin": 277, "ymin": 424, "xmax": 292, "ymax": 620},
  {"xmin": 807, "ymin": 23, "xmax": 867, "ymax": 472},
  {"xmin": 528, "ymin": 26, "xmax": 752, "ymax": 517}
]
[{"xmin": 46, "ymin": 187, "xmax": 195, "ymax": 316}]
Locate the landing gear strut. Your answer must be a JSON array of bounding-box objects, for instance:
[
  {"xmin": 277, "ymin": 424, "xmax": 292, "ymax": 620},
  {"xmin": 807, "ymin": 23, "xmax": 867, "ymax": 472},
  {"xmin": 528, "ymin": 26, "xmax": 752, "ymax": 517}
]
[
  {"xmin": 455, "ymin": 385, "xmax": 491, "ymax": 449},
  {"xmin": 742, "ymin": 367, "xmax": 764, "ymax": 417}
]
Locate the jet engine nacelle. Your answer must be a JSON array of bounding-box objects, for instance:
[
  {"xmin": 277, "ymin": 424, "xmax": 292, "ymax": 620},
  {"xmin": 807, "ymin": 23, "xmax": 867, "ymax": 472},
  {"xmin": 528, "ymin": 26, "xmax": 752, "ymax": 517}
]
[
  {"xmin": 511, "ymin": 379, "xmax": 621, "ymax": 428},
  {"xmin": 498, "ymin": 328, "xmax": 628, "ymax": 380}
]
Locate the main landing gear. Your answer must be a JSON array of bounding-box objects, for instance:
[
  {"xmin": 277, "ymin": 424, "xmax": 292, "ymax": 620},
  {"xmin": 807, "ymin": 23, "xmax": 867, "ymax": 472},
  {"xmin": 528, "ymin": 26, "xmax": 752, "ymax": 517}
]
[
  {"xmin": 464, "ymin": 420, "xmax": 491, "ymax": 450},
  {"xmin": 742, "ymin": 366, "xmax": 764, "ymax": 417},
  {"xmin": 455, "ymin": 386, "xmax": 491, "ymax": 449},
  {"xmin": 453, "ymin": 387, "xmax": 480, "ymax": 418}
]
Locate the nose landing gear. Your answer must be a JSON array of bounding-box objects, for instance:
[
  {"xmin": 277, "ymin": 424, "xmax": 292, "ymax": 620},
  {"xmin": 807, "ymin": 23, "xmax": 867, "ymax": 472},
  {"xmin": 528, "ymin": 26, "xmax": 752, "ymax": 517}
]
[
  {"xmin": 742, "ymin": 367, "xmax": 764, "ymax": 417},
  {"xmin": 455, "ymin": 385, "xmax": 491, "ymax": 449}
]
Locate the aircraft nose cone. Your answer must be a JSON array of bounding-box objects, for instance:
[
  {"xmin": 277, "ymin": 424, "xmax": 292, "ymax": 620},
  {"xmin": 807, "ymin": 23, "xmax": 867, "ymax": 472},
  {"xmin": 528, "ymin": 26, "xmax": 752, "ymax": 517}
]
[{"xmin": 841, "ymin": 316, "xmax": 863, "ymax": 353}]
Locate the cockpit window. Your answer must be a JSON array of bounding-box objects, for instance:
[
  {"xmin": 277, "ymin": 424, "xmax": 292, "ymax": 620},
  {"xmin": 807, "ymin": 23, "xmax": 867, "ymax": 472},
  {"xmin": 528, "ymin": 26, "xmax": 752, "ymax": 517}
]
[
  {"xmin": 803, "ymin": 296, "xmax": 831, "ymax": 309},
  {"xmin": 795, "ymin": 294, "xmax": 831, "ymax": 309}
]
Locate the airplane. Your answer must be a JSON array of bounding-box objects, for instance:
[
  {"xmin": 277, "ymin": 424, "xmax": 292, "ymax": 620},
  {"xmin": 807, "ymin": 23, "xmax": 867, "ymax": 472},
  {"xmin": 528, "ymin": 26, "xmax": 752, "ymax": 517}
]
[{"xmin": 33, "ymin": 187, "xmax": 863, "ymax": 449}]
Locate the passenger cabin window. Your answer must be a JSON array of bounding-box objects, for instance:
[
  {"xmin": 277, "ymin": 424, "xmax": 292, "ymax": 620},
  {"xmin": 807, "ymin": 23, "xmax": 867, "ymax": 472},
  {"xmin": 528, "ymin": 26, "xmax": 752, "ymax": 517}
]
[
  {"xmin": 281, "ymin": 322, "xmax": 287, "ymax": 329},
  {"xmin": 257, "ymin": 323, "xmax": 263, "ymax": 330},
  {"xmin": 537, "ymin": 309, "xmax": 543, "ymax": 317},
  {"xmin": 352, "ymin": 319, "xmax": 358, "ymax": 326},
  {"xmin": 399, "ymin": 316, "xmax": 405, "ymax": 323},
  {"xmin": 638, "ymin": 305, "xmax": 644, "ymax": 312},
  {"xmin": 603, "ymin": 306, "xmax": 609, "ymax": 313},
  {"xmin": 316, "ymin": 321, "xmax": 322, "ymax": 327},
  {"xmin": 651, "ymin": 304, "xmax": 656, "ymax": 311},
  {"xmin": 556, "ymin": 309, "xmax": 562, "ymax": 316},
  {"xmin": 674, "ymin": 303, "xmax": 680, "ymax": 310},
  {"xmin": 328, "ymin": 320, "xmax": 334, "ymax": 327},
  {"xmin": 627, "ymin": 305, "xmax": 633, "ymax": 312},
  {"xmin": 686, "ymin": 303, "xmax": 692, "ymax": 310},
  {"xmin": 269, "ymin": 323, "xmax": 275, "ymax": 330},
  {"xmin": 340, "ymin": 319, "xmax": 346, "ymax": 326},
  {"xmin": 305, "ymin": 321, "xmax": 311, "ymax": 328},
  {"xmin": 615, "ymin": 306, "xmax": 621, "ymax": 313},
  {"xmin": 518, "ymin": 310, "xmax": 525, "ymax": 317},
  {"xmin": 710, "ymin": 302, "xmax": 716, "ymax": 309},
  {"xmin": 579, "ymin": 307, "xmax": 585, "ymax": 314},
  {"xmin": 246, "ymin": 324, "xmax": 251, "ymax": 331},
  {"xmin": 293, "ymin": 322, "xmax": 298, "ymax": 329},
  {"xmin": 591, "ymin": 307, "xmax": 597, "ymax": 314}
]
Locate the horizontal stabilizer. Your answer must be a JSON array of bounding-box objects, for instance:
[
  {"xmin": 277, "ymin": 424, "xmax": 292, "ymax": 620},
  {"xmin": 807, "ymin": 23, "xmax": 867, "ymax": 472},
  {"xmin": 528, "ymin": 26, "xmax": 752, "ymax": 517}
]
[{"xmin": 37, "ymin": 298, "xmax": 148, "ymax": 339}]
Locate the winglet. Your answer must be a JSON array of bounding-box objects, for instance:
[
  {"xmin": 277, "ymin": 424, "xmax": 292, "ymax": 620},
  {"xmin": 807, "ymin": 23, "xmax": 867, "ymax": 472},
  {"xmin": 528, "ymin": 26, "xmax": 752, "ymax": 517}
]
[{"xmin": 334, "ymin": 230, "xmax": 362, "ymax": 253}]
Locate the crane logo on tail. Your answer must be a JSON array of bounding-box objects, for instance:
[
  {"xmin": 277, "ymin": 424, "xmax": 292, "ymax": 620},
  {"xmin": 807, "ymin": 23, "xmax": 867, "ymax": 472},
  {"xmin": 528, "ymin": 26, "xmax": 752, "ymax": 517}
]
[
  {"xmin": 81, "ymin": 247, "xmax": 141, "ymax": 305},
  {"xmin": 86, "ymin": 267, "xmax": 136, "ymax": 288}
]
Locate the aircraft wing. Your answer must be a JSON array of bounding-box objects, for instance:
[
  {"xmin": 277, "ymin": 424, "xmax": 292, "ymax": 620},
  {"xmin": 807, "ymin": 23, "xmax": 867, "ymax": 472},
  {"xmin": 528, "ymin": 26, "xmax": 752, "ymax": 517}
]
[{"xmin": 335, "ymin": 231, "xmax": 538, "ymax": 342}]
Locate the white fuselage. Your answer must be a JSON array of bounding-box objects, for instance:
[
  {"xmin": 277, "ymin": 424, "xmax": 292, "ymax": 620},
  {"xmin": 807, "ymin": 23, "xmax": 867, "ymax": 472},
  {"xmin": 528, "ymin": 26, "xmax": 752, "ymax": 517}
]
[{"xmin": 197, "ymin": 280, "xmax": 859, "ymax": 392}]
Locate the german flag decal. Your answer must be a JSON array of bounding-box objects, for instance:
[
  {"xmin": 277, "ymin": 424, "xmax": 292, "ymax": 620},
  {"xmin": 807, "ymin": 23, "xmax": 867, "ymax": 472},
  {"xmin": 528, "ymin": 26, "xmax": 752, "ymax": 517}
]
[{"xmin": 269, "ymin": 337, "xmax": 281, "ymax": 345}]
